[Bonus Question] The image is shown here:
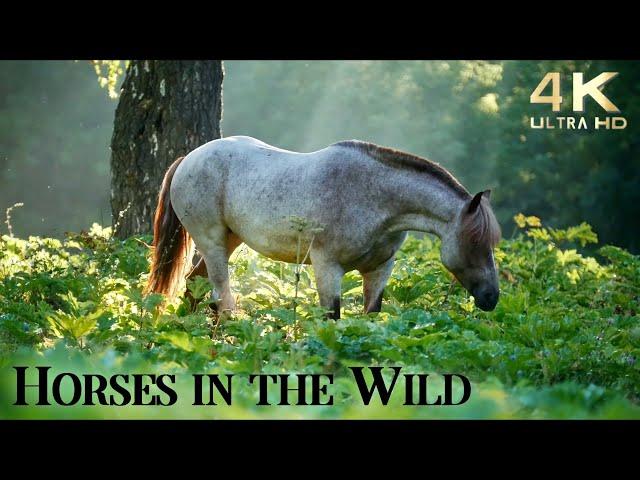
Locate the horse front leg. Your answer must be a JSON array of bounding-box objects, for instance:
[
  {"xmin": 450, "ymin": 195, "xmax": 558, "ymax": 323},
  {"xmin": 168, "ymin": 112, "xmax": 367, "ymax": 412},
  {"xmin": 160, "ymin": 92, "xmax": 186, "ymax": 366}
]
[
  {"xmin": 310, "ymin": 253, "xmax": 345, "ymax": 320},
  {"xmin": 361, "ymin": 257, "xmax": 395, "ymax": 314}
]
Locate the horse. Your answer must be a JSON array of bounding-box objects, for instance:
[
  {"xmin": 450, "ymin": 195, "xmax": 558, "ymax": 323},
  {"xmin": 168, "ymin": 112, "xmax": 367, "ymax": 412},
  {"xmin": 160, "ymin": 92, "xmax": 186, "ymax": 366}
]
[{"xmin": 145, "ymin": 135, "xmax": 501, "ymax": 319}]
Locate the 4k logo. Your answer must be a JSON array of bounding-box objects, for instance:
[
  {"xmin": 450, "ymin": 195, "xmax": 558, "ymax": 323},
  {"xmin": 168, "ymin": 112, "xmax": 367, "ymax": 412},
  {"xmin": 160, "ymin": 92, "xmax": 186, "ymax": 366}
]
[{"xmin": 529, "ymin": 72, "xmax": 626, "ymax": 130}]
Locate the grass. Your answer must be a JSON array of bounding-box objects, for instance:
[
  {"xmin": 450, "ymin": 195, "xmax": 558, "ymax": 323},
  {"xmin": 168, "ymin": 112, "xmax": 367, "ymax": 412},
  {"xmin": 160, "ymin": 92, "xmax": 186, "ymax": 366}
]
[{"xmin": 0, "ymin": 216, "xmax": 639, "ymax": 419}]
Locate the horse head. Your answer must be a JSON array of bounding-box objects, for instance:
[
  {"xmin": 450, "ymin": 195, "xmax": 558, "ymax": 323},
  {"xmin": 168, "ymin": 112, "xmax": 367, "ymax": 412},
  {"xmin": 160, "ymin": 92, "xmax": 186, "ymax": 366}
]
[{"xmin": 440, "ymin": 190, "xmax": 501, "ymax": 311}]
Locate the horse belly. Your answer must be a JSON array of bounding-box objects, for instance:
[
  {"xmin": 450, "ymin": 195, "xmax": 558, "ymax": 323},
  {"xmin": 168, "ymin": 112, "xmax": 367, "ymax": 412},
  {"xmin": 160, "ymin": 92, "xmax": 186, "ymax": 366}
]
[
  {"xmin": 227, "ymin": 217, "xmax": 313, "ymax": 264},
  {"xmin": 223, "ymin": 183, "xmax": 316, "ymax": 264}
]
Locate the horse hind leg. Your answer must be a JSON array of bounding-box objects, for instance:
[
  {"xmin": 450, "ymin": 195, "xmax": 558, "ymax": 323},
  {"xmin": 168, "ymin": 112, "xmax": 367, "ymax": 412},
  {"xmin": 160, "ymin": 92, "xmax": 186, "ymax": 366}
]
[
  {"xmin": 187, "ymin": 232, "xmax": 242, "ymax": 282},
  {"xmin": 191, "ymin": 228, "xmax": 242, "ymax": 314}
]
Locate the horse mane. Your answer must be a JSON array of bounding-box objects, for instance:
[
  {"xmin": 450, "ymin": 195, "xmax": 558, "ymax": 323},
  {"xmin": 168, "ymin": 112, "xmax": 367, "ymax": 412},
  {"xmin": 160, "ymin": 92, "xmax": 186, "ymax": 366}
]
[
  {"xmin": 333, "ymin": 140, "xmax": 469, "ymax": 199},
  {"xmin": 461, "ymin": 199, "xmax": 502, "ymax": 248},
  {"xmin": 333, "ymin": 139, "xmax": 500, "ymax": 247}
]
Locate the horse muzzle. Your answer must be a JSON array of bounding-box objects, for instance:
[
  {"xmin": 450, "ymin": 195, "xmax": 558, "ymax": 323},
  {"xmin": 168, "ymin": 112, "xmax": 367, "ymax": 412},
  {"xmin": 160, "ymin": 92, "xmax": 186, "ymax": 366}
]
[{"xmin": 473, "ymin": 288, "xmax": 499, "ymax": 311}]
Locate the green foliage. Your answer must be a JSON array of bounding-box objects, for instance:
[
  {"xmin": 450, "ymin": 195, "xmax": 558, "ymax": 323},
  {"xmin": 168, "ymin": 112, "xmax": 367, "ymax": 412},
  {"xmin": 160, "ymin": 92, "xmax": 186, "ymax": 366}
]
[
  {"xmin": 494, "ymin": 60, "xmax": 640, "ymax": 253},
  {"xmin": 91, "ymin": 60, "xmax": 128, "ymax": 99},
  {"xmin": 1, "ymin": 216, "xmax": 639, "ymax": 418}
]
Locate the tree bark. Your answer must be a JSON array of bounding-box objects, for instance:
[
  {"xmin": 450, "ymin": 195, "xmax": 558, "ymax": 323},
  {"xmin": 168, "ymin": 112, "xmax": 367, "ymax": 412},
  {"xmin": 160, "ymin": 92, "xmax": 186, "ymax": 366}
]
[{"xmin": 110, "ymin": 60, "xmax": 223, "ymax": 238}]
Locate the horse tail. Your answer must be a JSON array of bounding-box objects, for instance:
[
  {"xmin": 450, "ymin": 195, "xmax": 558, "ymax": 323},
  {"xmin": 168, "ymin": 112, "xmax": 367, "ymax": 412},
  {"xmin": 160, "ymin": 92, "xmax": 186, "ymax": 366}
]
[{"xmin": 145, "ymin": 156, "xmax": 193, "ymax": 298}]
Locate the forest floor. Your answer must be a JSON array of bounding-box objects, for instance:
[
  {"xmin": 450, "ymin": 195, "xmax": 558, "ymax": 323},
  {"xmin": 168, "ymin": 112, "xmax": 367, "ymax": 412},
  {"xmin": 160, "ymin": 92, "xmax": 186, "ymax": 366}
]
[{"xmin": 1, "ymin": 216, "xmax": 639, "ymax": 419}]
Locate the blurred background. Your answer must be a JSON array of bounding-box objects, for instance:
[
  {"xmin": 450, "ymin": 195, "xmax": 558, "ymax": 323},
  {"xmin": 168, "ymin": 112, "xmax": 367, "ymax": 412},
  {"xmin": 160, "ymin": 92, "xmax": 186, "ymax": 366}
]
[{"xmin": 1, "ymin": 60, "xmax": 638, "ymax": 252}]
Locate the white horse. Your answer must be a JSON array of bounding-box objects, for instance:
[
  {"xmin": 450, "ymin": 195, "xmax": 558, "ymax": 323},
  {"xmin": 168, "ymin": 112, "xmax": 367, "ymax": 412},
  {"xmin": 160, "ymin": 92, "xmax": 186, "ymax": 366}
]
[{"xmin": 146, "ymin": 136, "xmax": 501, "ymax": 318}]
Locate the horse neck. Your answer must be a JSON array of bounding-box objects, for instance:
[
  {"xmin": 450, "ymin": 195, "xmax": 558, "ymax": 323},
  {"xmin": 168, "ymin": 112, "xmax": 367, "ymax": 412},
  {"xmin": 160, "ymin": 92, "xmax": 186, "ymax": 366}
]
[{"xmin": 380, "ymin": 168, "xmax": 467, "ymax": 239}]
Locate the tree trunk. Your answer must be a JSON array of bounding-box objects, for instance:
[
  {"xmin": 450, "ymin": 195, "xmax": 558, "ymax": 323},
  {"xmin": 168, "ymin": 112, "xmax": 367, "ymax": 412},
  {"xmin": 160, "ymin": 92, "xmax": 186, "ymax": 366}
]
[{"xmin": 110, "ymin": 60, "xmax": 223, "ymax": 238}]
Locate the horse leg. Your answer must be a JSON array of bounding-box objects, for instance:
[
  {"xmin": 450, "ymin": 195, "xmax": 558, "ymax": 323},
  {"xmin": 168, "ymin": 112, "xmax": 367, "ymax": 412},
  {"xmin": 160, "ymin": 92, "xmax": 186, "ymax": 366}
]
[
  {"xmin": 310, "ymin": 252, "xmax": 344, "ymax": 320},
  {"xmin": 195, "ymin": 228, "xmax": 239, "ymax": 315},
  {"xmin": 361, "ymin": 257, "xmax": 395, "ymax": 314},
  {"xmin": 185, "ymin": 233, "xmax": 243, "ymax": 312}
]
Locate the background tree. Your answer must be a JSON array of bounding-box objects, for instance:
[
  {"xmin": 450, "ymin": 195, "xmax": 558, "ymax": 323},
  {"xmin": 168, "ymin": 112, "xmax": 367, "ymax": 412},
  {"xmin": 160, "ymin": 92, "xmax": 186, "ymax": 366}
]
[
  {"xmin": 492, "ymin": 60, "xmax": 640, "ymax": 251},
  {"xmin": 0, "ymin": 61, "xmax": 117, "ymax": 236},
  {"xmin": 110, "ymin": 60, "xmax": 223, "ymax": 238}
]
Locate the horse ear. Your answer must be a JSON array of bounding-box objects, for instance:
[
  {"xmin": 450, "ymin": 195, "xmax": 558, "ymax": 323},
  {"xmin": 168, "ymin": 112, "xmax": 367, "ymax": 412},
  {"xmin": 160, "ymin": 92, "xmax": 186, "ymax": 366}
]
[
  {"xmin": 483, "ymin": 189, "xmax": 491, "ymax": 201},
  {"xmin": 467, "ymin": 191, "xmax": 484, "ymax": 214}
]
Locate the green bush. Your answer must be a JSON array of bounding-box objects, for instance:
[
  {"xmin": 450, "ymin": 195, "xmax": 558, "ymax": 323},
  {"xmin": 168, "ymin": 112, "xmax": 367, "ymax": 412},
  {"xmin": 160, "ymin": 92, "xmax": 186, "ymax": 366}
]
[{"xmin": 1, "ymin": 216, "xmax": 639, "ymax": 419}]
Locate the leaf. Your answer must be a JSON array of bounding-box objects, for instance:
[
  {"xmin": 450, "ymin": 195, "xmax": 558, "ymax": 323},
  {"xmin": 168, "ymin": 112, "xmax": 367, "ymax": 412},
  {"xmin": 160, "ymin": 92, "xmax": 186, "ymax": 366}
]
[
  {"xmin": 187, "ymin": 276, "xmax": 211, "ymax": 300},
  {"xmin": 47, "ymin": 309, "xmax": 101, "ymax": 342},
  {"xmin": 159, "ymin": 331, "xmax": 193, "ymax": 351}
]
